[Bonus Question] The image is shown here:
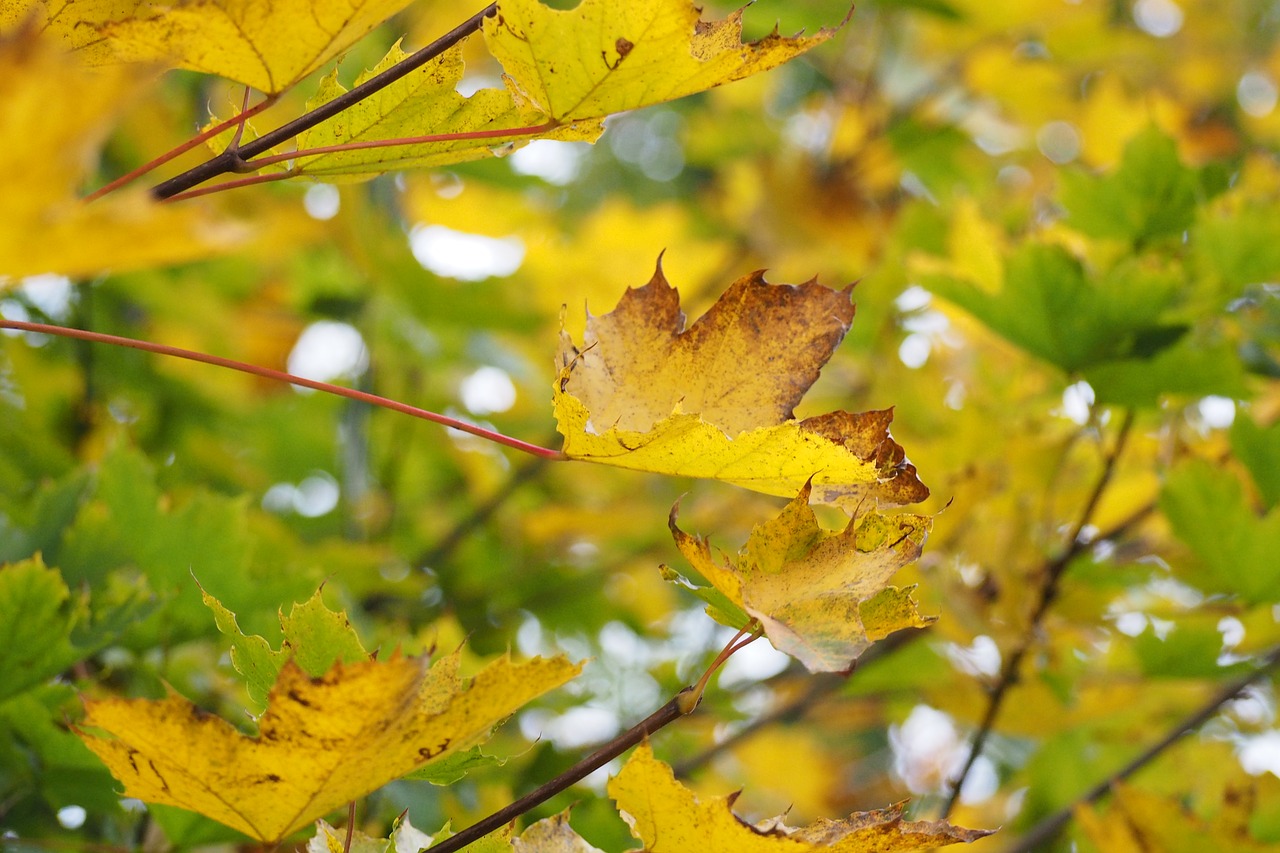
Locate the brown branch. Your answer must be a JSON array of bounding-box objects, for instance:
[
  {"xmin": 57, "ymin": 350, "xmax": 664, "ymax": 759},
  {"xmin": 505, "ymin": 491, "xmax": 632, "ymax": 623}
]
[
  {"xmin": 0, "ymin": 319, "xmax": 564, "ymax": 461},
  {"xmin": 424, "ymin": 690, "xmax": 695, "ymax": 853},
  {"xmin": 86, "ymin": 92, "xmax": 277, "ymax": 201},
  {"xmin": 940, "ymin": 409, "xmax": 1137, "ymax": 817},
  {"xmin": 150, "ymin": 4, "xmax": 497, "ymax": 199},
  {"xmin": 1003, "ymin": 644, "xmax": 1280, "ymax": 853}
]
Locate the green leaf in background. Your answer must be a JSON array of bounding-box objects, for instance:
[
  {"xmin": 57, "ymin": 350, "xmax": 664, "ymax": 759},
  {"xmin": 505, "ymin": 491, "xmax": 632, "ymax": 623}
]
[
  {"xmin": 1131, "ymin": 619, "xmax": 1246, "ymax": 679},
  {"xmin": 1193, "ymin": 204, "xmax": 1280, "ymax": 303},
  {"xmin": 0, "ymin": 557, "xmax": 85, "ymax": 704},
  {"xmin": 1084, "ymin": 338, "xmax": 1248, "ymax": 407},
  {"xmin": 928, "ymin": 242, "xmax": 1185, "ymax": 373},
  {"xmin": 203, "ymin": 587, "xmax": 369, "ymax": 711},
  {"xmin": 1230, "ymin": 415, "xmax": 1280, "ymax": 511},
  {"xmin": 1160, "ymin": 459, "xmax": 1280, "ymax": 604},
  {"xmin": 1059, "ymin": 127, "xmax": 1202, "ymax": 244}
]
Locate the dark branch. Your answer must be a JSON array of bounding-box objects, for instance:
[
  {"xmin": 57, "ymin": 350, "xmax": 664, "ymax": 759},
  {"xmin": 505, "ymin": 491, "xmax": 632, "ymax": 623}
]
[
  {"xmin": 1004, "ymin": 645, "xmax": 1280, "ymax": 853},
  {"xmin": 151, "ymin": 3, "xmax": 497, "ymax": 199},
  {"xmin": 941, "ymin": 409, "xmax": 1137, "ymax": 817}
]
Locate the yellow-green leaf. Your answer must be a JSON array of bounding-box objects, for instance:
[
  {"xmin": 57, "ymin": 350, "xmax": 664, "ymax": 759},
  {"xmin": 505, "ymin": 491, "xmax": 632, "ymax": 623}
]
[
  {"xmin": 293, "ymin": 41, "xmax": 601, "ymax": 180},
  {"xmin": 0, "ymin": 27, "xmax": 246, "ymax": 280},
  {"xmin": 77, "ymin": 652, "xmax": 581, "ymax": 842},
  {"xmin": 608, "ymin": 743, "xmax": 992, "ymax": 851},
  {"xmin": 670, "ymin": 482, "xmax": 934, "ymax": 672},
  {"xmin": 96, "ymin": 0, "xmax": 416, "ymax": 93},
  {"xmin": 485, "ymin": 0, "xmax": 841, "ymax": 122},
  {"xmin": 554, "ymin": 264, "xmax": 929, "ymax": 507}
]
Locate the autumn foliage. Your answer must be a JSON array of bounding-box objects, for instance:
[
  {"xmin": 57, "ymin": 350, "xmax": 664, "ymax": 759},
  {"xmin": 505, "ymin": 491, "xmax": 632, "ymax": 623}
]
[{"xmin": 3, "ymin": 0, "xmax": 1280, "ymax": 851}]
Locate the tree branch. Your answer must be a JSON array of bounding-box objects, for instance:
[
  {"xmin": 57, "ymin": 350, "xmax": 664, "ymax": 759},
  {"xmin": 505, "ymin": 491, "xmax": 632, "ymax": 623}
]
[
  {"xmin": 941, "ymin": 409, "xmax": 1137, "ymax": 817},
  {"xmin": 425, "ymin": 690, "xmax": 695, "ymax": 853},
  {"xmin": 1004, "ymin": 644, "xmax": 1280, "ymax": 853},
  {"xmin": 0, "ymin": 319, "xmax": 564, "ymax": 460},
  {"xmin": 150, "ymin": 4, "xmax": 497, "ymax": 199}
]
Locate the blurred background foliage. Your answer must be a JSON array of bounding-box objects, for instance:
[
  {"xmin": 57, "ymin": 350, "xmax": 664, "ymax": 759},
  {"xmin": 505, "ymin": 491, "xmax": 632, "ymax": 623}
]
[{"xmin": 4, "ymin": 0, "xmax": 1280, "ymax": 850}]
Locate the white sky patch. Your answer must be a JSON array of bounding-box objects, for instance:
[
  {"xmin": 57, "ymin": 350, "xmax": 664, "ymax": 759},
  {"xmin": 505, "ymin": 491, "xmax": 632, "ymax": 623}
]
[
  {"xmin": 1037, "ymin": 121, "xmax": 1081, "ymax": 164},
  {"xmin": 1240, "ymin": 730, "xmax": 1280, "ymax": 776},
  {"xmin": 287, "ymin": 321, "xmax": 369, "ymax": 388},
  {"xmin": 1133, "ymin": 0, "xmax": 1184, "ymax": 37},
  {"xmin": 889, "ymin": 705, "xmax": 994, "ymax": 803},
  {"xmin": 1196, "ymin": 395, "xmax": 1236, "ymax": 429},
  {"xmin": 717, "ymin": 636, "xmax": 792, "ymax": 688},
  {"xmin": 460, "ymin": 365, "xmax": 517, "ymax": 415},
  {"xmin": 519, "ymin": 705, "xmax": 620, "ymax": 750},
  {"xmin": 946, "ymin": 635, "xmax": 1002, "ymax": 679},
  {"xmin": 17, "ymin": 274, "xmax": 75, "ymax": 319},
  {"xmin": 303, "ymin": 184, "xmax": 340, "ymax": 220},
  {"xmin": 1058, "ymin": 380, "xmax": 1095, "ymax": 424},
  {"xmin": 262, "ymin": 471, "xmax": 341, "ymax": 518},
  {"xmin": 510, "ymin": 140, "xmax": 588, "ymax": 185},
  {"xmin": 1239, "ymin": 71, "xmax": 1279, "ymax": 117},
  {"xmin": 410, "ymin": 225, "xmax": 525, "ymax": 281},
  {"xmin": 899, "ymin": 334, "xmax": 932, "ymax": 369},
  {"xmin": 56, "ymin": 806, "xmax": 86, "ymax": 830}
]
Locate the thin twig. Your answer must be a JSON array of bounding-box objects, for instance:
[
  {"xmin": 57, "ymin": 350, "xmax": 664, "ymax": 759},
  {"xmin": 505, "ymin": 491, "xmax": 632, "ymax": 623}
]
[
  {"xmin": 0, "ymin": 319, "xmax": 564, "ymax": 461},
  {"xmin": 1004, "ymin": 645, "xmax": 1280, "ymax": 853},
  {"xmin": 151, "ymin": 4, "xmax": 498, "ymax": 199},
  {"xmin": 251, "ymin": 121, "xmax": 559, "ymax": 171},
  {"xmin": 941, "ymin": 409, "xmax": 1137, "ymax": 817},
  {"xmin": 162, "ymin": 170, "xmax": 295, "ymax": 202},
  {"xmin": 424, "ymin": 690, "xmax": 695, "ymax": 853},
  {"xmin": 86, "ymin": 94, "xmax": 277, "ymax": 201}
]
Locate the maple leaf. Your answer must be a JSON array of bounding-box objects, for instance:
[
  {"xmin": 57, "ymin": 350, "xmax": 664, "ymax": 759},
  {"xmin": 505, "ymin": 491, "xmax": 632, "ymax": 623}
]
[
  {"xmin": 554, "ymin": 263, "xmax": 929, "ymax": 507},
  {"xmin": 72, "ymin": 0, "xmax": 415, "ymax": 94},
  {"xmin": 292, "ymin": 41, "xmax": 602, "ymax": 180},
  {"xmin": 484, "ymin": 0, "xmax": 842, "ymax": 122},
  {"xmin": 667, "ymin": 481, "xmax": 934, "ymax": 672},
  {"xmin": 0, "ymin": 26, "xmax": 246, "ymax": 279},
  {"xmin": 77, "ymin": 652, "xmax": 581, "ymax": 842},
  {"xmin": 608, "ymin": 743, "xmax": 993, "ymax": 851}
]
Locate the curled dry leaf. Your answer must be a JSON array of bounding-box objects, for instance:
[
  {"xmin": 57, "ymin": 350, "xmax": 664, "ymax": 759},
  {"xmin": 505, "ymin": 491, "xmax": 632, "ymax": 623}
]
[
  {"xmin": 608, "ymin": 743, "xmax": 994, "ymax": 851},
  {"xmin": 77, "ymin": 653, "xmax": 580, "ymax": 843},
  {"xmin": 668, "ymin": 481, "xmax": 934, "ymax": 672},
  {"xmin": 554, "ymin": 262, "xmax": 928, "ymax": 508}
]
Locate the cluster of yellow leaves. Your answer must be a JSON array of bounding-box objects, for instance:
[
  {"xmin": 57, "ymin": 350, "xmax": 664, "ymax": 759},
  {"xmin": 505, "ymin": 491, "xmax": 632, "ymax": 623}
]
[
  {"xmin": 78, "ymin": 650, "xmax": 580, "ymax": 843},
  {"xmin": 0, "ymin": 27, "xmax": 248, "ymax": 281}
]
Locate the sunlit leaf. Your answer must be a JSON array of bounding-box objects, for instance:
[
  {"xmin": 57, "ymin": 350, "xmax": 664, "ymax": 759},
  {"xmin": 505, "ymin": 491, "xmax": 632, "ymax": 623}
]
[
  {"xmin": 292, "ymin": 41, "xmax": 601, "ymax": 180},
  {"xmin": 608, "ymin": 742, "xmax": 992, "ymax": 851},
  {"xmin": 513, "ymin": 810, "xmax": 606, "ymax": 852},
  {"xmin": 555, "ymin": 263, "xmax": 928, "ymax": 507},
  {"xmin": 94, "ymin": 0, "xmax": 416, "ymax": 93},
  {"xmin": 78, "ymin": 652, "xmax": 581, "ymax": 842},
  {"xmin": 484, "ymin": 0, "xmax": 841, "ymax": 122}
]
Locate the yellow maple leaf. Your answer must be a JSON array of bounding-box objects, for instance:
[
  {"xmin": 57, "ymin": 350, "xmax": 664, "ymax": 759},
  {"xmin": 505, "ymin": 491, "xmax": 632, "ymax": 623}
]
[
  {"xmin": 484, "ymin": 0, "xmax": 842, "ymax": 122},
  {"xmin": 90, "ymin": 0, "xmax": 415, "ymax": 93},
  {"xmin": 608, "ymin": 743, "xmax": 992, "ymax": 851},
  {"xmin": 77, "ymin": 652, "xmax": 580, "ymax": 843},
  {"xmin": 554, "ymin": 263, "xmax": 929, "ymax": 507},
  {"xmin": 669, "ymin": 481, "xmax": 934, "ymax": 672},
  {"xmin": 292, "ymin": 41, "xmax": 601, "ymax": 180},
  {"xmin": 0, "ymin": 26, "xmax": 246, "ymax": 280}
]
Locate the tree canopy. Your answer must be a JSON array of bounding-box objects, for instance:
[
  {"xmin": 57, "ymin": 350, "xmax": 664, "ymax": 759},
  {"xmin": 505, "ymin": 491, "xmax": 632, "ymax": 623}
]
[{"xmin": 2, "ymin": 0, "xmax": 1280, "ymax": 851}]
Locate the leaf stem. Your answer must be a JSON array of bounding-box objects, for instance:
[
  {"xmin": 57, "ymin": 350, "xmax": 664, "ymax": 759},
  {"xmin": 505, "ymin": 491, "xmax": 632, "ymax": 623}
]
[
  {"xmin": 1004, "ymin": 644, "xmax": 1280, "ymax": 853},
  {"xmin": 86, "ymin": 94, "xmax": 276, "ymax": 201},
  {"xmin": 162, "ymin": 170, "xmax": 295, "ymax": 202},
  {"xmin": 425, "ymin": 690, "xmax": 696, "ymax": 853},
  {"xmin": 940, "ymin": 409, "xmax": 1136, "ymax": 818},
  {"xmin": 0, "ymin": 319, "xmax": 564, "ymax": 460},
  {"xmin": 251, "ymin": 122, "xmax": 560, "ymax": 171},
  {"xmin": 150, "ymin": 4, "xmax": 498, "ymax": 199}
]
